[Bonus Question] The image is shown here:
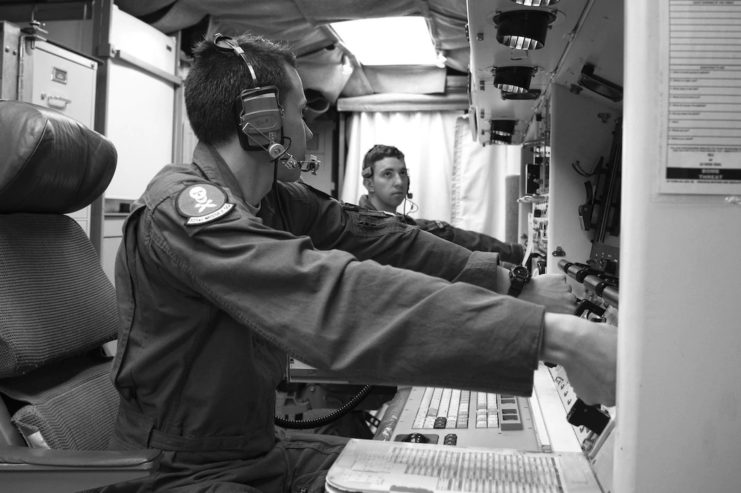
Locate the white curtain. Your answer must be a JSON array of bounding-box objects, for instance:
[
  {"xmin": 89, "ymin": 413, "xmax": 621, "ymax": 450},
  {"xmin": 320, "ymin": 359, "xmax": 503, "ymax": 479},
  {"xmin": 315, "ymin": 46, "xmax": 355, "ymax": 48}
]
[
  {"xmin": 340, "ymin": 111, "xmax": 521, "ymax": 239},
  {"xmin": 451, "ymin": 117, "xmax": 522, "ymax": 240}
]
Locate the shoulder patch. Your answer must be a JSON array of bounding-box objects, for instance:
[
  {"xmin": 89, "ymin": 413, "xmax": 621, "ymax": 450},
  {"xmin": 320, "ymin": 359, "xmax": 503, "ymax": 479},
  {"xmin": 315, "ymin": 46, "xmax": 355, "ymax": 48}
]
[{"xmin": 176, "ymin": 184, "xmax": 234, "ymax": 225}]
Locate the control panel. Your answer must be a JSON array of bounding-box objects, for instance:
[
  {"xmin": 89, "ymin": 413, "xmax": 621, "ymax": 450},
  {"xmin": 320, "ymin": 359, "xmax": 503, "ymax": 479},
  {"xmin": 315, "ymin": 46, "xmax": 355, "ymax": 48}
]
[{"xmin": 550, "ymin": 256, "xmax": 618, "ymax": 492}]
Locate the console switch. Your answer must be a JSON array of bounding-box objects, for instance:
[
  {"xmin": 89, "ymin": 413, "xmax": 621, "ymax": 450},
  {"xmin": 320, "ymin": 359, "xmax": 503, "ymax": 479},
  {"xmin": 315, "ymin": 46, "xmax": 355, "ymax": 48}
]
[{"xmin": 567, "ymin": 398, "xmax": 610, "ymax": 435}]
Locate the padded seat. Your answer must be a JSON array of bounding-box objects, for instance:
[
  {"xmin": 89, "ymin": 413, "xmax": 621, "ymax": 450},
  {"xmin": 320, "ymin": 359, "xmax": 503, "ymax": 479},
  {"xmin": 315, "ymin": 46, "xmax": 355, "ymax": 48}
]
[{"xmin": 0, "ymin": 100, "xmax": 158, "ymax": 492}]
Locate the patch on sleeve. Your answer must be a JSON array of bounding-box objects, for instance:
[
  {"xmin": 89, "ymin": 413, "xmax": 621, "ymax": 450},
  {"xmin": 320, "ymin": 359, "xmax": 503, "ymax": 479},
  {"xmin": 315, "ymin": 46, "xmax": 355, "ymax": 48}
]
[{"xmin": 176, "ymin": 184, "xmax": 234, "ymax": 225}]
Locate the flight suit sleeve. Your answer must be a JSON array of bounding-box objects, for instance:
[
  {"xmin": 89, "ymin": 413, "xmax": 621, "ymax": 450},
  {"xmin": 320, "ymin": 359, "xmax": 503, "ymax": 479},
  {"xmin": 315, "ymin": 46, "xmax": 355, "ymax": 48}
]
[
  {"xmin": 415, "ymin": 218, "xmax": 525, "ymax": 265},
  {"xmin": 142, "ymin": 188, "xmax": 544, "ymax": 396},
  {"xmin": 271, "ymin": 182, "xmax": 507, "ymax": 293}
]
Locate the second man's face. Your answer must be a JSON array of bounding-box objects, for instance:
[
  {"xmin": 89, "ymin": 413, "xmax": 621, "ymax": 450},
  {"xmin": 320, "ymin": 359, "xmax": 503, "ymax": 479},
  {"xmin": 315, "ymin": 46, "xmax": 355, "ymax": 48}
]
[{"xmin": 367, "ymin": 157, "xmax": 410, "ymax": 212}]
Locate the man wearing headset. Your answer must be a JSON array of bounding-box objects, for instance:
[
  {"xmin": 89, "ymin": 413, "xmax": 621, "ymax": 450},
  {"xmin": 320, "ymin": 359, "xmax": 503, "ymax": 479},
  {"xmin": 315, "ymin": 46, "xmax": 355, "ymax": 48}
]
[
  {"xmin": 358, "ymin": 144, "xmax": 525, "ymax": 265},
  {"xmin": 104, "ymin": 32, "xmax": 617, "ymax": 492}
]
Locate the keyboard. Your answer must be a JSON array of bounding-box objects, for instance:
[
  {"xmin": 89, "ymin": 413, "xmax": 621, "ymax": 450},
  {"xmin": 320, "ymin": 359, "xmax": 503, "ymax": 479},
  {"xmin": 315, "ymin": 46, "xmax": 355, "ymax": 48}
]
[
  {"xmin": 410, "ymin": 387, "xmax": 523, "ymax": 432},
  {"xmin": 375, "ymin": 386, "xmax": 541, "ymax": 450}
]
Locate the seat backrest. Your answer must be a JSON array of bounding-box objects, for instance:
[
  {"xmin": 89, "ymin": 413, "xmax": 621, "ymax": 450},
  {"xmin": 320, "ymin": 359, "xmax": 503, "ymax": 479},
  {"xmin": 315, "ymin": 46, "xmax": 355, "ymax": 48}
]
[{"xmin": 0, "ymin": 100, "xmax": 120, "ymax": 450}]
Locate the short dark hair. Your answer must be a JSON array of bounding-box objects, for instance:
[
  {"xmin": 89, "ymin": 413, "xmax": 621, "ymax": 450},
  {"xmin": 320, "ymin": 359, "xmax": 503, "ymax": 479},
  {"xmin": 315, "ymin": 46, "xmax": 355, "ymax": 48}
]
[
  {"xmin": 184, "ymin": 32, "xmax": 296, "ymax": 145},
  {"xmin": 362, "ymin": 144, "xmax": 405, "ymax": 178}
]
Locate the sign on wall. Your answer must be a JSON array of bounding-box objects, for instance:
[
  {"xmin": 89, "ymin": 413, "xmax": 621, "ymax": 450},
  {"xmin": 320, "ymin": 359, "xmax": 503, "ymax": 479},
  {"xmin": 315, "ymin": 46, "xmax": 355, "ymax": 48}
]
[{"xmin": 660, "ymin": 0, "xmax": 741, "ymax": 194}]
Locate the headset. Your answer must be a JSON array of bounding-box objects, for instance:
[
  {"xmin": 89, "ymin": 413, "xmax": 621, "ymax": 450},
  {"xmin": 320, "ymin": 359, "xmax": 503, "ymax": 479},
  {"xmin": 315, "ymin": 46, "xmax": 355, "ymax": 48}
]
[{"xmin": 212, "ymin": 33, "xmax": 320, "ymax": 174}]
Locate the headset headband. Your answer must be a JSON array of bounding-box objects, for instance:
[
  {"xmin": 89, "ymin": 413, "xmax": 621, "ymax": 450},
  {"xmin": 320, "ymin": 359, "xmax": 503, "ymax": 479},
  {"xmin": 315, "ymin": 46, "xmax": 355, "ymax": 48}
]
[{"xmin": 213, "ymin": 33, "xmax": 258, "ymax": 83}]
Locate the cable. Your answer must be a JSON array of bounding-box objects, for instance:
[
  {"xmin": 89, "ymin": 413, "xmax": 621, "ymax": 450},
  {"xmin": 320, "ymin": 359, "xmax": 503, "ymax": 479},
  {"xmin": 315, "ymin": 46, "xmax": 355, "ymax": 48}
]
[
  {"xmin": 264, "ymin": 132, "xmax": 368, "ymax": 430},
  {"xmin": 402, "ymin": 197, "xmax": 418, "ymax": 216},
  {"xmin": 274, "ymin": 384, "xmax": 376, "ymax": 429},
  {"xmin": 571, "ymin": 156, "xmax": 604, "ymax": 177}
]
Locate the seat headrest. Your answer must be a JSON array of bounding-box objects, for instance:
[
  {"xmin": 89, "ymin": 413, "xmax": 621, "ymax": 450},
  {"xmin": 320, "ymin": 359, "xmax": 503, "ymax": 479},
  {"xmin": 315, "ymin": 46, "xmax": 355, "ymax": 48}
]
[{"xmin": 0, "ymin": 100, "xmax": 117, "ymax": 214}]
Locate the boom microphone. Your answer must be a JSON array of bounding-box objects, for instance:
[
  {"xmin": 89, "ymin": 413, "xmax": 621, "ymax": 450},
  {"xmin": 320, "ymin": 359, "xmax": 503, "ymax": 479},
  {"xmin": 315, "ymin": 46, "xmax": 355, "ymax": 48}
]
[
  {"xmin": 280, "ymin": 154, "xmax": 321, "ymax": 175},
  {"xmin": 244, "ymin": 123, "xmax": 320, "ymax": 174}
]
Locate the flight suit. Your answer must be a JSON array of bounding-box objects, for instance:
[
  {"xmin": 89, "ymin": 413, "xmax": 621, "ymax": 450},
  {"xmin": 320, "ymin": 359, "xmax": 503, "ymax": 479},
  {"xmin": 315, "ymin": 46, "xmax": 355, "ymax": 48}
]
[
  {"xmin": 106, "ymin": 142, "xmax": 544, "ymax": 492},
  {"xmin": 357, "ymin": 194, "xmax": 525, "ymax": 264}
]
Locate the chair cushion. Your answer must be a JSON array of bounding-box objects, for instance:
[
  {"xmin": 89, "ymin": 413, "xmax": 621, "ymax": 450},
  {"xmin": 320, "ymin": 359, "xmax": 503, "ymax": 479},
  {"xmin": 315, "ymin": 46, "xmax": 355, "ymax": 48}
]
[
  {"xmin": 0, "ymin": 214, "xmax": 119, "ymax": 378},
  {"xmin": 1, "ymin": 355, "xmax": 118, "ymax": 450},
  {"xmin": 0, "ymin": 100, "xmax": 117, "ymax": 214}
]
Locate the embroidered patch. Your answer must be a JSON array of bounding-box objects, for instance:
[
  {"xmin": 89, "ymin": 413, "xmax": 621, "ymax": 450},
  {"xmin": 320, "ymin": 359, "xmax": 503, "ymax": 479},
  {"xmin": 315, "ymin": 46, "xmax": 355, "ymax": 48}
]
[{"xmin": 176, "ymin": 184, "xmax": 234, "ymax": 225}]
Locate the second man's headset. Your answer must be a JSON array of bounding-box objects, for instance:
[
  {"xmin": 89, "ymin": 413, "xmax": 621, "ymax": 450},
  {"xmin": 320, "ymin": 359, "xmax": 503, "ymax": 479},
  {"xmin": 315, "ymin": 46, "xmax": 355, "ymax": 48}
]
[{"xmin": 212, "ymin": 33, "xmax": 319, "ymax": 173}]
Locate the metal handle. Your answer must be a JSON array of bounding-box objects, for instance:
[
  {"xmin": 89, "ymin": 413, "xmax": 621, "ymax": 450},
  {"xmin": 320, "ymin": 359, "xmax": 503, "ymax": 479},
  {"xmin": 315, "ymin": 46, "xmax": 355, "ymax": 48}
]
[{"xmin": 42, "ymin": 94, "xmax": 72, "ymax": 110}]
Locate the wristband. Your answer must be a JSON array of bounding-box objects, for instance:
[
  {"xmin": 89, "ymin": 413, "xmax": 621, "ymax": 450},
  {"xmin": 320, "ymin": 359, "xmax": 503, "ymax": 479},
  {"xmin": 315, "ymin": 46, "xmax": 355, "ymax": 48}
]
[{"xmin": 507, "ymin": 265, "xmax": 531, "ymax": 298}]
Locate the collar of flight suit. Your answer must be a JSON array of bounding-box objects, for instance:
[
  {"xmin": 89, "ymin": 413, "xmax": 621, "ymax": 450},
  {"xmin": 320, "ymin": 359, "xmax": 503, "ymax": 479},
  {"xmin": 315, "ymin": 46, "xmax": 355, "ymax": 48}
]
[
  {"xmin": 358, "ymin": 194, "xmax": 374, "ymax": 210},
  {"xmin": 191, "ymin": 142, "xmax": 247, "ymax": 205}
]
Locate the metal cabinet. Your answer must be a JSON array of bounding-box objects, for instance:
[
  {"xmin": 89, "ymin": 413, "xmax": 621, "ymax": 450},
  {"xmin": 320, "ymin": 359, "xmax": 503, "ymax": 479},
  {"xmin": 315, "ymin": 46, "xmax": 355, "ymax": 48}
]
[{"xmin": 24, "ymin": 40, "xmax": 97, "ymax": 127}]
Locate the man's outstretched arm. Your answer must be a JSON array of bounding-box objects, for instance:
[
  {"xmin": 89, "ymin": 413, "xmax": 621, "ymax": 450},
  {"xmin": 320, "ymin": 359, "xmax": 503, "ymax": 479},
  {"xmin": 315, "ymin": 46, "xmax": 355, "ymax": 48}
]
[{"xmin": 540, "ymin": 313, "xmax": 618, "ymax": 406}]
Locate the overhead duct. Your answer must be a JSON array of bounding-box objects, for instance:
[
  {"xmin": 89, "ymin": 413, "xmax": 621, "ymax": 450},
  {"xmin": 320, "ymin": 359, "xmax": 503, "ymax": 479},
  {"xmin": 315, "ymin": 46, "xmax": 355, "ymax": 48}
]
[{"xmin": 493, "ymin": 10, "xmax": 557, "ymax": 50}]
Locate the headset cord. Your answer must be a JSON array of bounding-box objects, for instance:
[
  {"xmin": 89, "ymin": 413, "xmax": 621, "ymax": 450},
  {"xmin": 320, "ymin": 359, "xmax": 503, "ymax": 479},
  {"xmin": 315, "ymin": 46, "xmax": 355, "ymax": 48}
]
[
  {"xmin": 271, "ymin": 157, "xmax": 290, "ymax": 229},
  {"xmin": 270, "ymin": 165, "xmax": 377, "ymax": 430},
  {"xmin": 274, "ymin": 384, "xmax": 376, "ymax": 429},
  {"xmin": 402, "ymin": 197, "xmax": 418, "ymax": 216}
]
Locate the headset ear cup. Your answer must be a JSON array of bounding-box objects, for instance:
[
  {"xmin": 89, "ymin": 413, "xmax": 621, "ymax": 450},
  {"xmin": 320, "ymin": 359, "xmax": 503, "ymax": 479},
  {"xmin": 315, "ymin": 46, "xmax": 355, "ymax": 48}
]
[
  {"xmin": 215, "ymin": 34, "xmax": 285, "ymax": 155},
  {"xmin": 238, "ymin": 86, "xmax": 284, "ymax": 149}
]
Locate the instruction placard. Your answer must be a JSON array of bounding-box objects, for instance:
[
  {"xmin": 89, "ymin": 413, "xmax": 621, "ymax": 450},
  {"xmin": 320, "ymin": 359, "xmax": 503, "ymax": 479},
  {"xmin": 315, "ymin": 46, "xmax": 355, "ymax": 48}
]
[{"xmin": 661, "ymin": 0, "xmax": 741, "ymax": 194}]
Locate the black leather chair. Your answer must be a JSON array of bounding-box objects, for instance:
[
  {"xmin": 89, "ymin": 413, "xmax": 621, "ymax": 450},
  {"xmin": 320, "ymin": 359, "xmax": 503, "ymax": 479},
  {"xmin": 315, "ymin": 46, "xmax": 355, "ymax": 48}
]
[{"xmin": 0, "ymin": 100, "xmax": 158, "ymax": 492}]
